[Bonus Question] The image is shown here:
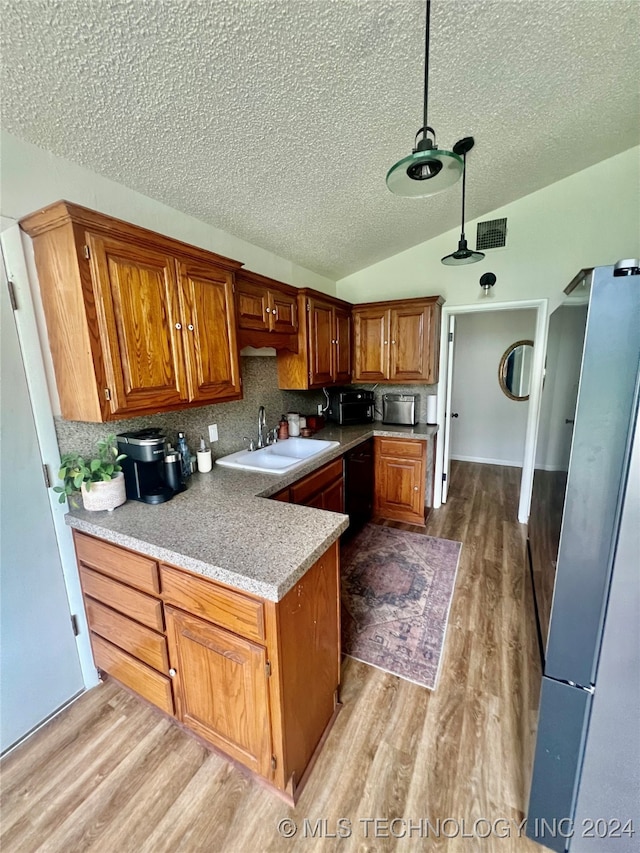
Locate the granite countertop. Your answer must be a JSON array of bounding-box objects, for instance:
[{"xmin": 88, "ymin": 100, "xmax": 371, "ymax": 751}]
[{"xmin": 65, "ymin": 422, "xmax": 438, "ymax": 602}]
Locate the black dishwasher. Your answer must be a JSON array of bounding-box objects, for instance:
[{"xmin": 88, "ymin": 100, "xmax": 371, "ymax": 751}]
[{"xmin": 344, "ymin": 438, "xmax": 374, "ymax": 535}]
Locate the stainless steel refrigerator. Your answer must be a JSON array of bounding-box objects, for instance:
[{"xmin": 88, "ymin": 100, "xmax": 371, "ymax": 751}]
[{"xmin": 527, "ymin": 260, "xmax": 640, "ymax": 852}]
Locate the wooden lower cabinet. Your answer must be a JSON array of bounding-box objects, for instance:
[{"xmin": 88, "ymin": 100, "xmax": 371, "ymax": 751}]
[
  {"xmin": 287, "ymin": 457, "xmax": 344, "ymax": 513},
  {"xmin": 374, "ymin": 437, "xmax": 427, "ymax": 525},
  {"xmin": 165, "ymin": 606, "xmax": 273, "ymax": 778},
  {"xmin": 73, "ymin": 529, "xmax": 340, "ymax": 802}
]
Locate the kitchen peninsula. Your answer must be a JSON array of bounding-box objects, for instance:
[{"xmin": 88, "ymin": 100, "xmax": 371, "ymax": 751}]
[{"xmin": 66, "ymin": 423, "xmax": 436, "ymax": 801}]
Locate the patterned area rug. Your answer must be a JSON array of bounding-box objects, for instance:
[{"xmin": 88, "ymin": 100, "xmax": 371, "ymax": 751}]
[{"xmin": 341, "ymin": 524, "xmax": 462, "ymax": 690}]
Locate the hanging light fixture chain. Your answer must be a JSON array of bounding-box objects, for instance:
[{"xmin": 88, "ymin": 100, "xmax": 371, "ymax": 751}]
[
  {"xmin": 423, "ymin": 0, "xmax": 431, "ymax": 137},
  {"xmin": 460, "ymin": 152, "xmax": 467, "ymax": 239}
]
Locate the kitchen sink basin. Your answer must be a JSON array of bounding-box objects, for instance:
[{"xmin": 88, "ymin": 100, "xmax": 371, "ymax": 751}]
[{"xmin": 215, "ymin": 438, "xmax": 340, "ymax": 475}]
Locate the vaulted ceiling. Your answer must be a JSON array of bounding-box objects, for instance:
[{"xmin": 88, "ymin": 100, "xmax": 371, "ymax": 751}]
[{"xmin": 2, "ymin": 0, "xmax": 638, "ymax": 278}]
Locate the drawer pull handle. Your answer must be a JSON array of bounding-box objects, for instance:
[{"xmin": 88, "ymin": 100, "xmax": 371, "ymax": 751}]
[{"xmin": 169, "ymin": 668, "xmax": 177, "ymax": 678}]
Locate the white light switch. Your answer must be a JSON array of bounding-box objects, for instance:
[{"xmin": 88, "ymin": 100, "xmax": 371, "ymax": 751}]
[{"xmin": 208, "ymin": 424, "xmax": 219, "ymax": 442}]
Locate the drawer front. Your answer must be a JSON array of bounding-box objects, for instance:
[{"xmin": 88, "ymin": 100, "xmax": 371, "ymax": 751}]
[
  {"xmin": 79, "ymin": 565, "xmax": 164, "ymax": 632},
  {"xmin": 290, "ymin": 458, "xmax": 343, "ymax": 505},
  {"xmin": 160, "ymin": 565, "xmax": 265, "ymax": 644},
  {"xmin": 91, "ymin": 633, "xmax": 174, "ymax": 716},
  {"xmin": 85, "ymin": 597, "xmax": 169, "ymax": 674},
  {"xmin": 271, "ymin": 487, "xmax": 290, "ymax": 502},
  {"xmin": 74, "ymin": 532, "xmax": 159, "ymax": 595},
  {"xmin": 375, "ymin": 437, "xmax": 425, "ymax": 460}
]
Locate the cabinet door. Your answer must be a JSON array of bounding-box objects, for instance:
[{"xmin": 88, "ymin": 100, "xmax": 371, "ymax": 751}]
[
  {"xmin": 334, "ymin": 308, "xmax": 352, "ymax": 383},
  {"xmin": 269, "ymin": 289, "xmax": 298, "ymax": 335},
  {"xmin": 87, "ymin": 233, "xmax": 187, "ymax": 415},
  {"xmin": 236, "ymin": 280, "xmax": 269, "ymax": 331},
  {"xmin": 308, "ymin": 298, "xmax": 335, "ymax": 386},
  {"xmin": 322, "ymin": 477, "xmax": 345, "ymax": 514},
  {"xmin": 389, "ymin": 304, "xmax": 430, "ymax": 381},
  {"xmin": 176, "ymin": 260, "xmax": 242, "ymax": 403},
  {"xmin": 353, "ymin": 307, "xmax": 389, "ymax": 382},
  {"xmin": 374, "ymin": 440, "xmax": 426, "ymax": 525},
  {"xmin": 165, "ymin": 606, "xmax": 272, "ymax": 778}
]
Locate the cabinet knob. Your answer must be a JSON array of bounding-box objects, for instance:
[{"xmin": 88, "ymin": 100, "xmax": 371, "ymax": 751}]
[
  {"xmin": 175, "ymin": 323, "xmax": 182, "ymax": 330},
  {"xmin": 266, "ymin": 307, "xmax": 271, "ymax": 313},
  {"xmin": 414, "ymin": 486, "xmax": 419, "ymax": 491},
  {"xmin": 384, "ymin": 340, "xmax": 388, "ymax": 345},
  {"xmin": 391, "ymin": 340, "xmax": 396, "ymax": 344},
  {"xmin": 187, "ymin": 324, "xmax": 194, "ymax": 331},
  {"xmin": 273, "ymin": 308, "xmax": 278, "ymax": 316},
  {"xmin": 169, "ymin": 668, "xmax": 177, "ymax": 678}
]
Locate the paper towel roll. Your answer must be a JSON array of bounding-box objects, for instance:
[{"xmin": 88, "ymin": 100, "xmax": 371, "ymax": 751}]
[{"xmin": 426, "ymin": 395, "xmax": 438, "ymax": 425}]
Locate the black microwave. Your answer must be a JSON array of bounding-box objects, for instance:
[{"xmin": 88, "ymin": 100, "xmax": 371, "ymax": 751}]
[{"xmin": 326, "ymin": 388, "xmax": 375, "ymax": 425}]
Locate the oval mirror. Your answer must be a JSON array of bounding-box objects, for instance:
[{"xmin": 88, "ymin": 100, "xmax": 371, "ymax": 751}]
[{"xmin": 499, "ymin": 339, "xmax": 534, "ymax": 401}]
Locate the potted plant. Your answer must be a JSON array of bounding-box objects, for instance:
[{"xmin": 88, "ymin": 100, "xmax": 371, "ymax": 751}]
[{"xmin": 54, "ymin": 435, "xmax": 127, "ymax": 511}]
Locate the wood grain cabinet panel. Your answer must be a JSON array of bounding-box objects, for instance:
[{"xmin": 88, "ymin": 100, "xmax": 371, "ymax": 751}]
[
  {"xmin": 165, "ymin": 606, "xmax": 273, "ymax": 778},
  {"xmin": 79, "ymin": 566, "xmax": 164, "ymax": 632},
  {"xmin": 374, "ymin": 437, "xmax": 426, "ymax": 525},
  {"xmin": 19, "ymin": 200, "xmax": 243, "ymax": 421},
  {"xmin": 160, "ymin": 565, "xmax": 265, "ymax": 643},
  {"xmin": 236, "ymin": 279, "xmax": 270, "ymax": 332},
  {"xmin": 352, "ymin": 296, "xmax": 443, "ymax": 384},
  {"xmin": 235, "ymin": 270, "xmax": 299, "ymax": 350},
  {"xmin": 270, "ymin": 290, "xmax": 298, "ymax": 335},
  {"xmin": 85, "ymin": 597, "xmax": 169, "ymax": 673},
  {"xmin": 277, "ymin": 290, "xmax": 352, "ymax": 389},
  {"xmin": 74, "ymin": 531, "xmax": 160, "ymax": 595},
  {"xmin": 176, "ymin": 260, "xmax": 241, "ymax": 404},
  {"xmin": 86, "ymin": 232, "xmax": 188, "ymax": 415}
]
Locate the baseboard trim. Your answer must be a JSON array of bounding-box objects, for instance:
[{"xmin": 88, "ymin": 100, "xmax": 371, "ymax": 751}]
[{"xmin": 450, "ymin": 454, "xmax": 523, "ymax": 468}]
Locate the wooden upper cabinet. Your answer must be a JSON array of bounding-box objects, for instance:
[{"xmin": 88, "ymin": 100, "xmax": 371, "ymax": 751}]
[
  {"xmin": 19, "ymin": 201, "xmax": 243, "ymax": 422},
  {"xmin": 277, "ymin": 289, "xmax": 352, "ymax": 389},
  {"xmin": 176, "ymin": 260, "xmax": 241, "ymax": 403},
  {"xmin": 235, "ymin": 270, "xmax": 299, "ymax": 349},
  {"xmin": 353, "ymin": 306, "xmax": 389, "ymax": 382},
  {"xmin": 308, "ymin": 297, "xmax": 335, "ymax": 386},
  {"xmin": 86, "ymin": 233, "xmax": 188, "ymax": 415},
  {"xmin": 334, "ymin": 307, "xmax": 352, "ymax": 384},
  {"xmin": 352, "ymin": 296, "xmax": 443, "ymax": 384}
]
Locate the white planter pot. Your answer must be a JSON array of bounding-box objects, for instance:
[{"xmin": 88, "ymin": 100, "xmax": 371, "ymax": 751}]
[{"xmin": 80, "ymin": 472, "xmax": 126, "ymax": 512}]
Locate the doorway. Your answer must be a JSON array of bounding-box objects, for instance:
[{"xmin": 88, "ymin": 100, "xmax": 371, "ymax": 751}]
[{"xmin": 434, "ymin": 300, "xmax": 549, "ymax": 523}]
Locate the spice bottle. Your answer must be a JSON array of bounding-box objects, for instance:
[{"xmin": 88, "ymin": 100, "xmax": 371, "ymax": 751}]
[{"xmin": 278, "ymin": 415, "xmax": 289, "ymax": 440}]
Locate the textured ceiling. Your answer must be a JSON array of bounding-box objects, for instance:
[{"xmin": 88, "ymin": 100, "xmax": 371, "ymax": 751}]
[{"xmin": 2, "ymin": 0, "xmax": 639, "ymax": 279}]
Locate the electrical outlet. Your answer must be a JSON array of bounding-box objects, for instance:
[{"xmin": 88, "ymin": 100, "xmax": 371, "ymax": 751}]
[{"xmin": 208, "ymin": 424, "xmax": 219, "ymax": 442}]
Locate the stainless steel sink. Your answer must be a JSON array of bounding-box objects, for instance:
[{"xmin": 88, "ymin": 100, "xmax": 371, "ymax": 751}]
[{"xmin": 215, "ymin": 438, "xmax": 340, "ymax": 475}]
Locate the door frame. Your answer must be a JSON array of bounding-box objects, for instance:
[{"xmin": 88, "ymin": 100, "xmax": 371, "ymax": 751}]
[
  {"xmin": 1, "ymin": 225, "xmax": 97, "ymax": 688},
  {"xmin": 433, "ymin": 298, "xmax": 549, "ymax": 524}
]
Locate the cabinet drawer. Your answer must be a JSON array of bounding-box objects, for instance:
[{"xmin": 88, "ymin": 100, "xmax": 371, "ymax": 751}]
[
  {"xmin": 85, "ymin": 597, "xmax": 169, "ymax": 673},
  {"xmin": 74, "ymin": 532, "xmax": 159, "ymax": 595},
  {"xmin": 79, "ymin": 565, "xmax": 164, "ymax": 632},
  {"xmin": 160, "ymin": 565, "xmax": 265, "ymax": 644},
  {"xmin": 290, "ymin": 458, "xmax": 343, "ymax": 504},
  {"xmin": 375, "ymin": 437, "xmax": 425, "ymax": 460},
  {"xmin": 91, "ymin": 633, "xmax": 174, "ymax": 716}
]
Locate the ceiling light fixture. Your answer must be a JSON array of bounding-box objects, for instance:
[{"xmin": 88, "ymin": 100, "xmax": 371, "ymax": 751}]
[
  {"xmin": 386, "ymin": 0, "xmax": 463, "ymax": 198},
  {"xmin": 441, "ymin": 136, "xmax": 485, "ymax": 265}
]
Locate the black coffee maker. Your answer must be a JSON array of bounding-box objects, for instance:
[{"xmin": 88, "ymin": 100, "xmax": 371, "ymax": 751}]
[{"xmin": 117, "ymin": 428, "xmax": 182, "ymax": 504}]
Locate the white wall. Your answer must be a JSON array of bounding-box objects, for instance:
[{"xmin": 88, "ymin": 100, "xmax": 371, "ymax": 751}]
[
  {"xmin": 535, "ymin": 304, "xmax": 588, "ymax": 471},
  {"xmin": 450, "ymin": 309, "xmax": 536, "ymax": 467},
  {"xmin": 0, "ymin": 131, "xmax": 336, "ymax": 295},
  {"xmin": 336, "ymin": 147, "xmax": 640, "ymax": 312}
]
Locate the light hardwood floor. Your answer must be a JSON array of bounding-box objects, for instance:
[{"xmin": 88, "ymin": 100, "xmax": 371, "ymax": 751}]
[{"xmin": 1, "ymin": 461, "xmax": 542, "ymax": 852}]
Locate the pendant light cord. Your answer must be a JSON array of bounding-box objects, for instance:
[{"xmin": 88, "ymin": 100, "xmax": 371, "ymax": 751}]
[
  {"xmin": 460, "ymin": 152, "xmax": 467, "ymax": 239},
  {"xmin": 423, "ymin": 0, "xmax": 431, "ymax": 135}
]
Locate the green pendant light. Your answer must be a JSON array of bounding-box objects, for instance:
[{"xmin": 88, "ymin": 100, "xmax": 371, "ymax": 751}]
[
  {"xmin": 441, "ymin": 136, "xmax": 486, "ymax": 265},
  {"xmin": 386, "ymin": 0, "xmax": 463, "ymax": 198}
]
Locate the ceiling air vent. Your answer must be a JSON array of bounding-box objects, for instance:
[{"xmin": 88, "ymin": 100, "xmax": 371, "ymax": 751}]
[{"xmin": 476, "ymin": 218, "xmax": 507, "ymax": 251}]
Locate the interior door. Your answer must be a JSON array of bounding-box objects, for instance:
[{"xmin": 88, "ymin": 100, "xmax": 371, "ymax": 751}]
[
  {"xmin": 1, "ymin": 259, "xmax": 83, "ymax": 753},
  {"xmin": 441, "ymin": 314, "xmax": 456, "ymax": 503},
  {"xmin": 87, "ymin": 233, "xmax": 187, "ymax": 414},
  {"xmin": 176, "ymin": 260, "xmax": 242, "ymax": 403}
]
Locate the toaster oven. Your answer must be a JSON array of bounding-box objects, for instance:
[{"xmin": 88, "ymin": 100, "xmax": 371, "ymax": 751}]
[{"xmin": 326, "ymin": 388, "xmax": 375, "ymax": 425}]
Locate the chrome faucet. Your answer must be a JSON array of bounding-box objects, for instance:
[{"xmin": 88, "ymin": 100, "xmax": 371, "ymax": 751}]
[{"xmin": 257, "ymin": 406, "xmax": 267, "ymax": 449}]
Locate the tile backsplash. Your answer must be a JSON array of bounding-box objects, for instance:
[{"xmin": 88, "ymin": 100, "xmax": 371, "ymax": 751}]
[{"xmin": 55, "ymin": 357, "xmax": 325, "ymax": 460}]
